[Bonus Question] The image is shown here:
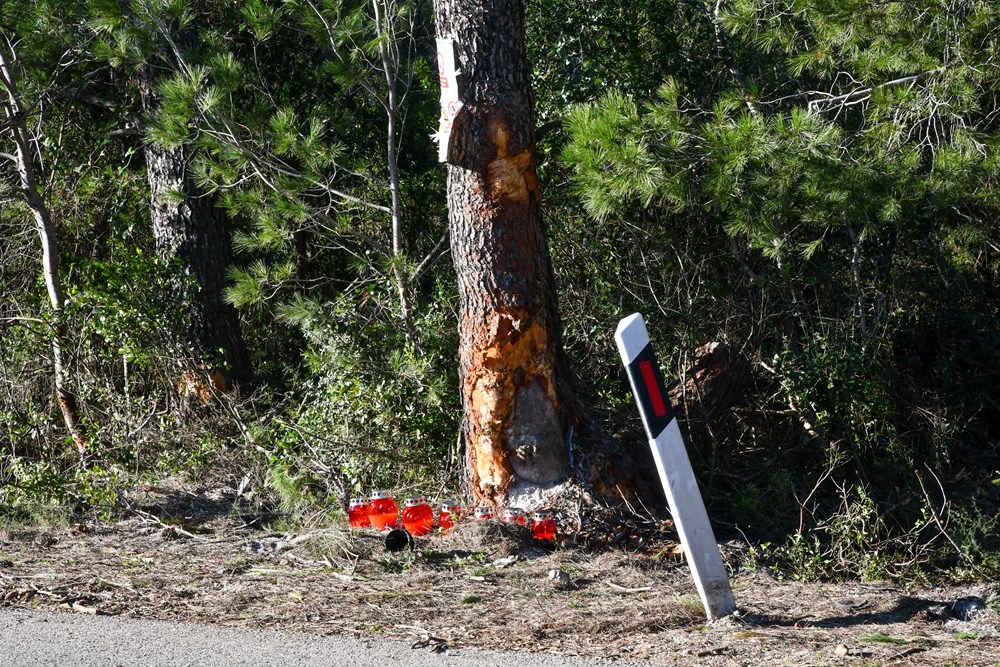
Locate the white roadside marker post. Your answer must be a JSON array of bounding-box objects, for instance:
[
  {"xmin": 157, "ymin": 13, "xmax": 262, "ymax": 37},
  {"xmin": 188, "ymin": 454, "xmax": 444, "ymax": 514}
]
[{"xmin": 615, "ymin": 313, "xmax": 736, "ymax": 621}]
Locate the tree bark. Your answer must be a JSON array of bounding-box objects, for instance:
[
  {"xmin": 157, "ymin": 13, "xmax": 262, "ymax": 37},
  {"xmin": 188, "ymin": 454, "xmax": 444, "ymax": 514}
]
[
  {"xmin": 141, "ymin": 81, "xmax": 252, "ymax": 385},
  {"xmin": 433, "ymin": 0, "xmax": 571, "ymax": 505},
  {"xmin": 0, "ymin": 44, "xmax": 88, "ymax": 453}
]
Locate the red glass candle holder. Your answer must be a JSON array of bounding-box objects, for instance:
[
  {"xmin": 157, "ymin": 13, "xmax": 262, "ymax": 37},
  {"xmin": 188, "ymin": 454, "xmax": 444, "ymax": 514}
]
[
  {"xmin": 532, "ymin": 511, "xmax": 557, "ymax": 541},
  {"xmin": 502, "ymin": 507, "xmax": 527, "ymax": 526},
  {"xmin": 367, "ymin": 490, "xmax": 399, "ymax": 530},
  {"xmin": 473, "ymin": 506, "xmax": 494, "ymax": 521},
  {"xmin": 348, "ymin": 497, "xmax": 370, "ymax": 528},
  {"xmin": 401, "ymin": 497, "xmax": 434, "ymax": 536},
  {"xmin": 439, "ymin": 499, "xmax": 461, "ymax": 533}
]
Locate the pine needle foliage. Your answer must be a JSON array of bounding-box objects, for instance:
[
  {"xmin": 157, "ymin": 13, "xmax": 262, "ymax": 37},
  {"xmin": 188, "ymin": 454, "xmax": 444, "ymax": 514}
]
[{"xmin": 559, "ymin": 0, "xmax": 1000, "ymax": 573}]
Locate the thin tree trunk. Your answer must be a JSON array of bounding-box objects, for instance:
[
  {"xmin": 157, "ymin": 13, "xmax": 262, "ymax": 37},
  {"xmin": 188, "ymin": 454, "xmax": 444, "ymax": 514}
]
[
  {"xmin": 0, "ymin": 45, "xmax": 88, "ymax": 453},
  {"xmin": 433, "ymin": 0, "xmax": 572, "ymax": 505},
  {"xmin": 373, "ymin": 0, "xmax": 420, "ymax": 350},
  {"xmin": 846, "ymin": 220, "xmax": 868, "ymax": 340}
]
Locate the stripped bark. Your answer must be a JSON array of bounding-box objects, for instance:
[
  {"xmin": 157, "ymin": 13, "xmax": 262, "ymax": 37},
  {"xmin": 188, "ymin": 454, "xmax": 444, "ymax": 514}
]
[{"xmin": 433, "ymin": 0, "xmax": 571, "ymax": 504}]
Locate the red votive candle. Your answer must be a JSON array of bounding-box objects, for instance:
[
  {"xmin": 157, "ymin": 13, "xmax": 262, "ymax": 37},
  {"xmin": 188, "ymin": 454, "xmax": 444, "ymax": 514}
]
[
  {"xmin": 473, "ymin": 506, "xmax": 494, "ymax": 521},
  {"xmin": 367, "ymin": 490, "xmax": 399, "ymax": 530},
  {"xmin": 440, "ymin": 499, "xmax": 461, "ymax": 533},
  {"xmin": 348, "ymin": 497, "xmax": 370, "ymax": 528},
  {"xmin": 402, "ymin": 496, "xmax": 434, "ymax": 536},
  {"xmin": 532, "ymin": 510, "xmax": 556, "ymax": 541}
]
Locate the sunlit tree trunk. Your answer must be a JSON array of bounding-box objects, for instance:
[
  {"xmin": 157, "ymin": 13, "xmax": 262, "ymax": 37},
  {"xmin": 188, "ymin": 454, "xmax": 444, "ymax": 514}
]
[
  {"xmin": 433, "ymin": 0, "xmax": 572, "ymax": 505},
  {"xmin": 372, "ymin": 0, "xmax": 420, "ymax": 348},
  {"xmin": 0, "ymin": 43, "xmax": 88, "ymax": 453}
]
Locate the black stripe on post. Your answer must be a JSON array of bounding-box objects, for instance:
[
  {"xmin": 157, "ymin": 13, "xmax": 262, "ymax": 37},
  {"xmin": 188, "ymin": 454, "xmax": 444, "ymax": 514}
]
[{"xmin": 624, "ymin": 343, "xmax": 674, "ymax": 439}]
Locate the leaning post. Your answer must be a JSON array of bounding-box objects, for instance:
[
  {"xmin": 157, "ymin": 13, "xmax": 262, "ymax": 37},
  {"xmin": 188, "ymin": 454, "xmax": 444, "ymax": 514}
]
[{"xmin": 615, "ymin": 313, "xmax": 736, "ymax": 621}]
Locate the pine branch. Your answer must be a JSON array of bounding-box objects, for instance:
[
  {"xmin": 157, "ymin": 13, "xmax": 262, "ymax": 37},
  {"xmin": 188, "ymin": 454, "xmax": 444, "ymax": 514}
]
[{"xmin": 807, "ymin": 67, "xmax": 947, "ymax": 114}]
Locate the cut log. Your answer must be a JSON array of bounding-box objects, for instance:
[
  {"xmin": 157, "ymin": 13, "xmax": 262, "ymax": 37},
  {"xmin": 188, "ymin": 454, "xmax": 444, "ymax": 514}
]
[{"xmin": 668, "ymin": 342, "xmax": 749, "ymax": 423}]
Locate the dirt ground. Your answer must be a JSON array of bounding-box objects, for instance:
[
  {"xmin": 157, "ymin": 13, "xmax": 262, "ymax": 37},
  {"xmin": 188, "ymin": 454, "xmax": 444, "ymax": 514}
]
[{"xmin": 1, "ymin": 480, "xmax": 998, "ymax": 666}]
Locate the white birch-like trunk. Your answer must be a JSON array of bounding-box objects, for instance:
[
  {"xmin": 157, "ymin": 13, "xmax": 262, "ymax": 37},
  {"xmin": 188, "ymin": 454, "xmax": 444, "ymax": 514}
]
[
  {"xmin": 0, "ymin": 43, "xmax": 87, "ymax": 453},
  {"xmin": 372, "ymin": 0, "xmax": 419, "ymax": 349}
]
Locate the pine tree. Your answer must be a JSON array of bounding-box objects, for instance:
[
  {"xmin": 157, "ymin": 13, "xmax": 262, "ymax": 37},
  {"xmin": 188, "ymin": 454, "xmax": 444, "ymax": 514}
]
[
  {"xmin": 563, "ymin": 0, "xmax": 1000, "ymax": 475},
  {"xmin": 432, "ymin": 0, "xmax": 576, "ymax": 504},
  {"xmin": 89, "ymin": 0, "xmax": 252, "ymax": 383}
]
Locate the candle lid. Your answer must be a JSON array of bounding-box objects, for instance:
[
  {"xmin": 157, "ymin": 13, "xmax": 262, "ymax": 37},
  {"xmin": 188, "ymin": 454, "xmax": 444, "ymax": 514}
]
[
  {"xmin": 404, "ymin": 496, "xmax": 426, "ymax": 507},
  {"xmin": 370, "ymin": 490, "xmax": 392, "ymax": 500},
  {"xmin": 349, "ymin": 498, "xmax": 366, "ymax": 507}
]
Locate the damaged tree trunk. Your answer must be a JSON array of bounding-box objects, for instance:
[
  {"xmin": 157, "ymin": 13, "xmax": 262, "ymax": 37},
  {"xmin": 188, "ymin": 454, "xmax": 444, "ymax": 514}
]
[{"xmin": 433, "ymin": 0, "xmax": 572, "ymax": 505}]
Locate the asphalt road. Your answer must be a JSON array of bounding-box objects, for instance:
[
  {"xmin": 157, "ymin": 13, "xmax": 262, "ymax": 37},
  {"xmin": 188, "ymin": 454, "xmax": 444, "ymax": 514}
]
[{"xmin": 0, "ymin": 608, "xmax": 656, "ymax": 667}]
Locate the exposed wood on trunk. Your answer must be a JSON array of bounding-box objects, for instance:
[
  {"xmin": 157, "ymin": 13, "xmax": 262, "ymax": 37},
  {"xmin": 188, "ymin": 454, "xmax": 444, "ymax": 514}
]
[
  {"xmin": 433, "ymin": 0, "xmax": 570, "ymax": 505},
  {"xmin": 0, "ymin": 44, "xmax": 88, "ymax": 453}
]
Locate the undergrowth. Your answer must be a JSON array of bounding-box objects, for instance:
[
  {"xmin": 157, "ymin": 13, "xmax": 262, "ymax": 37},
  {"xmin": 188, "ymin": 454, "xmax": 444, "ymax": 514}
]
[{"xmin": 737, "ymin": 479, "xmax": 1000, "ymax": 584}]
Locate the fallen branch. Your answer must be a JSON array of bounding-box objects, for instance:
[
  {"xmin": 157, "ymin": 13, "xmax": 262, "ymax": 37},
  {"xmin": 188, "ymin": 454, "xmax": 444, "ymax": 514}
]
[
  {"xmin": 129, "ymin": 507, "xmax": 199, "ymax": 539},
  {"xmin": 914, "ymin": 466, "xmax": 982, "ymax": 575},
  {"xmin": 607, "ymin": 582, "xmax": 652, "ymax": 593},
  {"xmin": 888, "ymin": 646, "xmax": 927, "ymax": 661}
]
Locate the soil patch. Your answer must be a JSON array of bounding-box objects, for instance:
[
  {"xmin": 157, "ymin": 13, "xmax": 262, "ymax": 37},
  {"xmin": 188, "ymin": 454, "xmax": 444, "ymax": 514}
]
[{"xmin": 1, "ymin": 483, "xmax": 998, "ymax": 666}]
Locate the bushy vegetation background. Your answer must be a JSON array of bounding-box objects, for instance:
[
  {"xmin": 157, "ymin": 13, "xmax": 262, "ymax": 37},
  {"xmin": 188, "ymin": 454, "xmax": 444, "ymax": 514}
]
[{"xmin": 2, "ymin": 0, "xmax": 999, "ymax": 582}]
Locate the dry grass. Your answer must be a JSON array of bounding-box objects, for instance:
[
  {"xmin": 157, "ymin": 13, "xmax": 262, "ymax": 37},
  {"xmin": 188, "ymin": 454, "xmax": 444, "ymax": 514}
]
[{"xmin": 1, "ymin": 483, "xmax": 999, "ymax": 665}]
